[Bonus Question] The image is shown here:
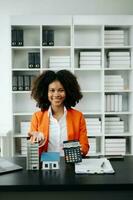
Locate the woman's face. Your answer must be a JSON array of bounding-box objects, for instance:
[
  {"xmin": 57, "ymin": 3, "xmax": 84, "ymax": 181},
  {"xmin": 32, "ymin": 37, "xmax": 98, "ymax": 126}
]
[{"xmin": 48, "ymin": 80, "xmax": 66, "ymax": 108}]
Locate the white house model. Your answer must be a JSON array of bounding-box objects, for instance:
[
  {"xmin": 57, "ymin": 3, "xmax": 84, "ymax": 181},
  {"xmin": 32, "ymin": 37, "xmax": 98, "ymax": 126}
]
[{"xmin": 41, "ymin": 152, "xmax": 60, "ymax": 170}]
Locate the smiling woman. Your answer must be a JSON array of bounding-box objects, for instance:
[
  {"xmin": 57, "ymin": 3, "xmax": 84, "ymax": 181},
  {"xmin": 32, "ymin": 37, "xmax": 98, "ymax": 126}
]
[{"xmin": 29, "ymin": 70, "xmax": 89, "ymax": 156}]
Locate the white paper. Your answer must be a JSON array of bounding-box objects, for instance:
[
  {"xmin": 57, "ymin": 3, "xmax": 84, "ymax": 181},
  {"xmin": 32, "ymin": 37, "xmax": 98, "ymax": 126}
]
[{"xmin": 75, "ymin": 158, "xmax": 115, "ymax": 174}]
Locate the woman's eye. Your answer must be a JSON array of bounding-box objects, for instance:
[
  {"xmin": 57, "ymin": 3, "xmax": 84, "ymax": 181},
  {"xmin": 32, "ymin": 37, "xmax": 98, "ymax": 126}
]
[{"xmin": 49, "ymin": 89, "xmax": 54, "ymax": 92}]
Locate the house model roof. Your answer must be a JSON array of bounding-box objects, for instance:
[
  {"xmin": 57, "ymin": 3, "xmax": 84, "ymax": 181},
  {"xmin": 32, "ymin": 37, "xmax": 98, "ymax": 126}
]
[{"xmin": 41, "ymin": 152, "xmax": 60, "ymax": 162}]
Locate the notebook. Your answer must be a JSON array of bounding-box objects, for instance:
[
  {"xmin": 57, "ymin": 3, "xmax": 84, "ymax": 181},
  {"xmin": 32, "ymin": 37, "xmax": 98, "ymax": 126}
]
[{"xmin": 0, "ymin": 158, "xmax": 23, "ymax": 174}]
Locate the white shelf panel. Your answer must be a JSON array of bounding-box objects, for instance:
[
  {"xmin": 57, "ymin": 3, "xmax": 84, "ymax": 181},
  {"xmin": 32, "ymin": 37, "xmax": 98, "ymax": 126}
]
[
  {"xmin": 104, "ymin": 68, "xmax": 132, "ymax": 71},
  {"xmin": 42, "ymin": 46, "xmax": 71, "ymax": 49},
  {"xmin": 74, "ymin": 46, "xmax": 102, "ymax": 49},
  {"xmin": 13, "ymin": 112, "xmax": 35, "ymax": 115},
  {"xmin": 11, "ymin": 46, "xmax": 40, "ymax": 50},
  {"xmin": 89, "ymin": 133, "xmax": 103, "ymax": 137},
  {"xmin": 104, "ymin": 90, "xmax": 132, "ymax": 93},
  {"xmin": 83, "ymin": 112, "xmax": 102, "ymax": 115},
  {"xmin": 82, "ymin": 90, "xmax": 102, "ymax": 93},
  {"xmin": 13, "ymin": 134, "xmax": 28, "ymax": 138},
  {"xmin": 74, "ymin": 68, "xmax": 102, "ymax": 71},
  {"xmin": 104, "ymin": 45, "xmax": 132, "ymax": 49},
  {"xmin": 12, "ymin": 68, "xmax": 41, "ymax": 71},
  {"xmin": 105, "ymin": 112, "xmax": 132, "ymax": 115},
  {"xmin": 105, "ymin": 133, "xmax": 132, "ymax": 136},
  {"xmin": 12, "ymin": 91, "xmax": 31, "ymax": 94}
]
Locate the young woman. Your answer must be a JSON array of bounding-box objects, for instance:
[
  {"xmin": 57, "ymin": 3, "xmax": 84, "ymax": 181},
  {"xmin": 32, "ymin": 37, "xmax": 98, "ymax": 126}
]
[{"xmin": 29, "ymin": 70, "xmax": 89, "ymax": 156}]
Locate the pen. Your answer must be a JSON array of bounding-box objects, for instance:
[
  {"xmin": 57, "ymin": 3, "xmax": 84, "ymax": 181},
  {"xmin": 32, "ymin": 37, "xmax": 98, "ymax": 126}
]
[{"xmin": 101, "ymin": 161, "xmax": 104, "ymax": 168}]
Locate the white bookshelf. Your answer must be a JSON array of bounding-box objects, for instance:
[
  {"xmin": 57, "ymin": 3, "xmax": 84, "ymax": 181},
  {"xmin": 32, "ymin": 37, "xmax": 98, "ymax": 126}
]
[{"xmin": 11, "ymin": 15, "xmax": 133, "ymax": 157}]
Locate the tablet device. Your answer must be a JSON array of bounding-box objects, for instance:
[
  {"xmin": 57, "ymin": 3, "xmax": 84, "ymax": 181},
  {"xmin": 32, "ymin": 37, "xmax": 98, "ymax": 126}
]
[{"xmin": 0, "ymin": 158, "xmax": 23, "ymax": 174}]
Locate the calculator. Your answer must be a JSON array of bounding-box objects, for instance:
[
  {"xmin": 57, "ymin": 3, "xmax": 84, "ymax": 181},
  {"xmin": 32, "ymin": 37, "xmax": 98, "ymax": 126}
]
[{"xmin": 63, "ymin": 140, "xmax": 82, "ymax": 163}]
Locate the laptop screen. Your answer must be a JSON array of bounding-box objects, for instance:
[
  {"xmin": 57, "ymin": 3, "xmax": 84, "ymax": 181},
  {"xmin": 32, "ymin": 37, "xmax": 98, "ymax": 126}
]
[{"xmin": 0, "ymin": 158, "xmax": 23, "ymax": 174}]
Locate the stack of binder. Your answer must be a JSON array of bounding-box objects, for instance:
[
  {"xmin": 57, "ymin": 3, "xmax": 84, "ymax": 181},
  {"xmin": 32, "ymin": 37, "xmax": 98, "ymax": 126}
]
[
  {"xmin": 42, "ymin": 29, "xmax": 54, "ymax": 46},
  {"xmin": 28, "ymin": 52, "xmax": 40, "ymax": 68},
  {"xmin": 12, "ymin": 75, "xmax": 36, "ymax": 91},
  {"xmin": 11, "ymin": 29, "xmax": 23, "ymax": 46}
]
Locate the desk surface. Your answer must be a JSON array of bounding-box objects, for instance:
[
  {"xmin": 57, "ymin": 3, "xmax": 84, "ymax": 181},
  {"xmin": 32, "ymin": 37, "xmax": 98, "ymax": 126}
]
[{"xmin": 0, "ymin": 156, "xmax": 133, "ymax": 192}]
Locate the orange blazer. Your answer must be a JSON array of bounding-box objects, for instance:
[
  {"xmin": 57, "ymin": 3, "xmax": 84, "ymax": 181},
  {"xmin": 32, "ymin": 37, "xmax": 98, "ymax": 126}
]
[{"xmin": 30, "ymin": 108, "xmax": 89, "ymax": 156}]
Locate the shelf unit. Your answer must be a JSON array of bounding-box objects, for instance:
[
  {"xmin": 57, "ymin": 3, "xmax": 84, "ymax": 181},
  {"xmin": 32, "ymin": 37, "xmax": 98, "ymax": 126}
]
[{"xmin": 11, "ymin": 15, "xmax": 133, "ymax": 157}]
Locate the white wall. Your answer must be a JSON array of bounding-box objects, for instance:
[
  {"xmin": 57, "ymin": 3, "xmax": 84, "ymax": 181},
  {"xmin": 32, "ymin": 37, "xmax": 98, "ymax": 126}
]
[
  {"xmin": 0, "ymin": 0, "xmax": 133, "ymax": 15},
  {"xmin": 0, "ymin": 16, "xmax": 11, "ymax": 132},
  {"xmin": 0, "ymin": 0, "xmax": 133, "ymax": 134}
]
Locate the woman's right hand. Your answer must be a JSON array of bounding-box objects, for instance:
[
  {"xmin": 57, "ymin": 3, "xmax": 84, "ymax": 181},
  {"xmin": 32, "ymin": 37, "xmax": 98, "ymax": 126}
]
[{"xmin": 28, "ymin": 131, "xmax": 46, "ymax": 147}]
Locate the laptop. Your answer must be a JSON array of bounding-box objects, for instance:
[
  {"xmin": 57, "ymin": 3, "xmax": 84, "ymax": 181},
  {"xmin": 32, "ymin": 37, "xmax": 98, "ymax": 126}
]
[{"xmin": 0, "ymin": 158, "xmax": 23, "ymax": 174}]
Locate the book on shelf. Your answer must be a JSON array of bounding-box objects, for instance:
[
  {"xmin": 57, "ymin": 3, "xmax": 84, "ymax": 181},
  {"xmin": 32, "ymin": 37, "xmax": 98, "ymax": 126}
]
[
  {"xmin": 49, "ymin": 63, "xmax": 70, "ymax": 68},
  {"xmin": 30, "ymin": 75, "xmax": 36, "ymax": 89},
  {"xmin": 105, "ymin": 94, "xmax": 123, "ymax": 112},
  {"xmin": 49, "ymin": 56, "xmax": 70, "ymax": 68},
  {"xmin": 42, "ymin": 29, "xmax": 54, "ymax": 46},
  {"xmin": 28, "ymin": 53, "xmax": 34, "ymax": 68},
  {"xmin": 17, "ymin": 29, "xmax": 23, "ymax": 46},
  {"xmin": 12, "ymin": 76, "xmax": 18, "ymax": 91},
  {"xmin": 11, "ymin": 30, "xmax": 17, "ymax": 46},
  {"xmin": 47, "ymin": 30, "xmax": 54, "ymax": 46},
  {"xmin": 12, "ymin": 75, "xmax": 35, "ymax": 91},
  {"xmin": 107, "ymin": 51, "xmax": 130, "ymax": 68},
  {"xmin": 105, "ymin": 138, "xmax": 126, "ymax": 143},
  {"xmin": 11, "ymin": 29, "xmax": 23, "ymax": 46},
  {"xmin": 109, "ymin": 60, "xmax": 130, "ymax": 65},
  {"xmin": 88, "ymin": 138, "xmax": 96, "ymax": 154},
  {"xmin": 79, "ymin": 60, "xmax": 101, "ymax": 65},
  {"xmin": 34, "ymin": 52, "xmax": 40, "ymax": 68},
  {"xmin": 23, "ymin": 76, "xmax": 30, "ymax": 91},
  {"xmin": 80, "ymin": 56, "xmax": 101, "ymax": 61},
  {"xmin": 79, "ymin": 51, "xmax": 101, "ymax": 68},
  {"xmin": 108, "ymin": 51, "xmax": 130, "ymax": 57},
  {"xmin": 80, "ymin": 51, "xmax": 101, "ymax": 57},
  {"xmin": 28, "ymin": 52, "xmax": 40, "ymax": 68},
  {"xmin": 18, "ymin": 75, "xmax": 24, "ymax": 91},
  {"xmin": 105, "ymin": 117, "xmax": 121, "ymax": 121},
  {"xmin": 104, "ymin": 30, "xmax": 124, "ymax": 35},
  {"xmin": 42, "ymin": 29, "xmax": 48, "ymax": 46},
  {"xmin": 104, "ymin": 34, "xmax": 124, "ymax": 39}
]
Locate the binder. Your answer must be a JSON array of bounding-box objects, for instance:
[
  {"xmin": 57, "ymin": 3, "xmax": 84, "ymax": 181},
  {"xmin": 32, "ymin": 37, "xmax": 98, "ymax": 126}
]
[
  {"xmin": 23, "ymin": 75, "xmax": 30, "ymax": 91},
  {"xmin": 18, "ymin": 75, "xmax": 24, "ymax": 91},
  {"xmin": 11, "ymin": 29, "xmax": 17, "ymax": 46},
  {"xmin": 42, "ymin": 30, "xmax": 48, "ymax": 46},
  {"xmin": 47, "ymin": 30, "xmax": 54, "ymax": 46},
  {"xmin": 30, "ymin": 75, "xmax": 36, "ymax": 90},
  {"xmin": 34, "ymin": 52, "xmax": 40, "ymax": 68},
  {"xmin": 28, "ymin": 52, "xmax": 34, "ymax": 68},
  {"xmin": 17, "ymin": 29, "xmax": 23, "ymax": 46},
  {"xmin": 12, "ymin": 75, "xmax": 18, "ymax": 91}
]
